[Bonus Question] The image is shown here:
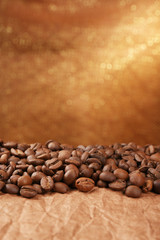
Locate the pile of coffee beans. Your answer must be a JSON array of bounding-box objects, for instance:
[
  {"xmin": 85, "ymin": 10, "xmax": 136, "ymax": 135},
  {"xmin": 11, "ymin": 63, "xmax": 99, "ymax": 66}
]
[{"xmin": 0, "ymin": 139, "xmax": 160, "ymax": 198}]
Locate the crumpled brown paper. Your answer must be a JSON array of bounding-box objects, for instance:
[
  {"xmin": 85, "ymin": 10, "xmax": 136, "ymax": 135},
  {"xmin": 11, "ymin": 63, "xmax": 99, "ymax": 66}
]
[{"xmin": 0, "ymin": 188, "xmax": 160, "ymax": 240}]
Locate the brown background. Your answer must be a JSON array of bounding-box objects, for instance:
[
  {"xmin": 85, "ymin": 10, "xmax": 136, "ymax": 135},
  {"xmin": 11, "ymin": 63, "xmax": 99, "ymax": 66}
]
[{"xmin": 0, "ymin": 0, "xmax": 160, "ymax": 146}]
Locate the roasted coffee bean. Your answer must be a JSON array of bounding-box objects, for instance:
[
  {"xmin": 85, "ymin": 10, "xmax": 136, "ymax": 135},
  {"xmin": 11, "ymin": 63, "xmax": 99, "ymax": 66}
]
[
  {"xmin": 75, "ymin": 177, "xmax": 95, "ymax": 192},
  {"xmin": 12, "ymin": 169, "xmax": 23, "ymax": 176},
  {"xmin": 0, "ymin": 170, "xmax": 8, "ymax": 181},
  {"xmin": 25, "ymin": 148, "xmax": 35, "ymax": 156},
  {"xmin": 35, "ymin": 166, "xmax": 42, "ymax": 172},
  {"xmin": 99, "ymin": 171, "xmax": 116, "ymax": 182},
  {"xmin": 27, "ymin": 165, "xmax": 36, "ymax": 175},
  {"xmin": 40, "ymin": 176, "xmax": 54, "ymax": 191},
  {"xmin": 0, "ymin": 180, "xmax": 5, "ymax": 190},
  {"xmin": 129, "ymin": 172, "xmax": 145, "ymax": 187},
  {"xmin": 80, "ymin": 168, "xmax": 93, "ymax": 178},
  {"xmin": 125, "ymin": 185, "xmax": 142, "ymax": 198},
  {"xmin": 153, "ymin": 179, "xmax": 160, "ymax": 194},
  {"xmin": 65, "ymin": 164, "xmax": 79, "ymax": 177},
  {"xmin": 8, "ymin": 156, "xmax": 19, "ymax": 164},
  {"xmin": 17, "ymin": 143, "xmax": 29, "ymax": 151},
  {"xmin": 10, "ymin": 148, "xmax": 25, "ymax": 158},
  {"xmin": 65, "ymin": 157, "xmax": 81, "ymax": 167},
  {"xmin": 54, "ymin": 182, "xmax": 70, "ymax": 193},
  {"xmin": 33, "ymin": 184, "xmax": 43, "ymax": 194},
  {"xmin": 63, "ymin": 169, "xmax": 77, "ymax": 185},
  {"xmin": 31, "ymin": 172, "xmax": 46, "ymax": 183},
  {"xmin": 0, "ymin": 154, "xmax": 8, "ymax": 164},
  {"xmin": 92, "ymin": 172, "xmax": 100, "ymax": 182},
  {"xmin": 114, "ymin": 168, "xmax": 129, "ymax": 180},
  {"xmin": 58, "ymin": 150, "xmax": 71, "ymax": 161},
  {"xmin": 47, "ymin": 141, "xmax": 61, "ymax": 151},
  {"xmin": 86, "ymin": 158, "xmax": 101, "ymax": 165},
  {"xmin": 81, "ymin": 151, "xmax": 89, "ymax": 162},
  {"xmin": 3, "ymin": 142, "xmax": 17, "ymax": 149},
  {"xmin": 45, "ymin": 158, "xmax": 62, "ymax": 169},
  {"xmin": 20, "ymin": 185, "xmax": 37, "ymax": 198},
  {"xmin": 42, "ymin": 165, "xmax": 54, "ymax": 176},
  {"xmin": 150, "ymin": 153, "xmax": 160, "ymax": 161},
  {"xmin": 97, "ymin": 180, "xmax": 107, "ymax": 188},
  {"xmin": 49, "ymin": 160, "xmax": 63, "ymax": 171},
  {"xmin": 142, "ymin": 179, "xmax": 153, "ymax": 193},
  {"xmin": 16, "ymin": 164, "xmax": 29, "ymax": 170},
  {"xmin": 52, "ymin": 170, "xmax": 64, "ymax": 182},
  {"xmin": 88, "ymin": 162, "xmax": 101, "ymax": 171},
  {"xmin": 10, "ymin": 175, "xmax": 20, "ymax": 184},
  {"xmin": 30, "ymin": 143, "xmax": 42, "ymax": 151},
  {"xmin": 128, "ymin": 167, "xmax": 137, "ymax": 173},
  {"xmin": 118, "ymin": 160, "xmax": 129, "ymax": 171},
  {"xmin": 17, "ymin": 175, "xmax": 32, "ymax": 187},
  {"xmin": 103, "ymin": 165, "xmax": 111, "ymax": 172},
  {"xmin": 36, "ymin": 153, "xmax": 50, "ymax": 160},
  {"xmin": 27, "ymin": 158, "xmax": 45, "ymax": 166},
  {"xmin": 3, "ymin": 184, "xmax": 19, "ymax": 194},
  {"xmin": 108, "ymin": 179, "xmax": 126, "ymax": 191}
]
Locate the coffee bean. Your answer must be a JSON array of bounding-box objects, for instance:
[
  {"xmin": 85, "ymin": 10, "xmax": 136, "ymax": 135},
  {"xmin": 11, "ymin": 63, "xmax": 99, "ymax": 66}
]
[
  {"xmin": 97, "ymin": 180, "xmax": 107, "ymax": 188},
  {"xmin": 0, "ymin": 169, "xmax": 8, "ymax": 181},
  {"xmin": 40, "ymin": 176, "xmax": 54, "ymax": 191},
  {"xmin": 108, "ymin": 179, "xmax": 126, "ymax": 191},
  {"xmin": 45, "ymin": 158, "xmax": 62, "ymax": 169},
  {"xmin": 65, "ymin": 164, "xmax": 79, "ymax": 177},
  {"xmin": 125, "ymin": 185, "xmax": 142, "ymax": 198},
  {"xmin": 65, "ymin": 157, "xmax": 81, "ymax": 167},
  {"xmin": 10, "ymin": 148, "xmax": 25, "ymax": 158},
  {"xmin": 47, "ymin": 141, "xmax": 61, "ymax": 151},
  {"xmin": 58, "ymin": 150, "xmax": 71, "ymax": 161},
  {"xmin": 27, "ymin": 158, "xmax": 45, "ymax": 166},
  {"xmin": 3, "ymin": 184, "xmax": 19, "ymax": 194},
  {"xmin": 129, "ymin": 172, "xmax": 145, "ymax": 187},
  {"xmin": 52, "ymin": 170, "xmax": 64, "ymax": 182},
  {"xmin": 150, "ymin": 153, "xmax": 160, "ymax": 161},
  {"xmin": 99, "ymin": 171, "xmax": 116, "ymax": 182},
  {"xmin": 3, "ymin": 142, "xmax": 17, "ymax": 149},
  {"xmin": 63, "ymin": 169, "xmax": 77, "ymax": 185},
  {"xmin": 33, "ymin": 184, "xmax": 43, "ymax": 194},
  {"xmin": 10, "ymin": 175, "xmax": 20, "ymax": 184},
  {"xmin": 27, "ymin": 165, "xmax": 36, "ymax": 175},
  {"xmin": 12, "ymin": 169, "xmax": 23, "ymax": 176},
  {"xmin": 80, "ymin": 167, "xmax": 93, "ymax": 178},
  {"xmin": 35, "ymin": 166, "xmax": 42, "ymax": 172},
  {"xmin": 75, "ymin": 177, "xmax": 95, "ymax": 192},
  {"xmin": 88, "ymin": 162, "xmax": 101, "ymax": 171},
  {"xmin": 142, "ymin": 179, "xmax": 153, "ymax": 193},
  {"xmin": 36, "ymin": 153, "xmax": 50, "ymax": 160},
  {"xmin": 114, "ymin": 168, "xmax": 129, "ymax": 180},
  {"xmin": 0, "ymin": 154, "xmax": 8, "ymax": 164},
  {"xmin": 86, "ymin": 158, "xmax": 101, "ymax": 165},
  {"xmin": 31, "ymin": 172, "xmax": 46, "ymax": 183},
  {"xmin": 42, "ymin": 165, "xmax": 54, "ymax": 176},
  {"xmin": 81, "ymin": 151, "xmax": 89, "ymax": 162},
  {"xmin": 0, "ymin": 180, "xmax": 5, "ymax": 190},
  {"xmin": 54, "ymin": 182, "xmax": 70, "ymax": 193},
  {"xmin": 153, "ymin": 179, "xmax": 160, "ymax": 194},
  {"xmin": 20, "ymin": 185, "xmax": 37, "ymax": 198},
  {"xmin": 17, "ymin": 143, "xmax": 29, "ymax": 151},
  {"xmin": 17, "ymin": 175, "xmax": 32, "ymax": 187},
  {"xmin": 118, "ymin": 160, "xmax": 129, "ymax": 171}
]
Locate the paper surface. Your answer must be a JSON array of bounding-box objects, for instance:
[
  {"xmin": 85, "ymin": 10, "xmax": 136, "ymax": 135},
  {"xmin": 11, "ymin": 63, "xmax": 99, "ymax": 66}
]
[{"xmin": 0, "ymin": 188, "xmax": 160, "ymax": 240}]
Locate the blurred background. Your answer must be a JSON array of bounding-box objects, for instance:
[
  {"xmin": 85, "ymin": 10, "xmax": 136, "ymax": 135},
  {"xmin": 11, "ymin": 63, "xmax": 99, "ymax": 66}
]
[{"xmin": 0, "ymin": 0, "xmax": 160, "ymax": 146}]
